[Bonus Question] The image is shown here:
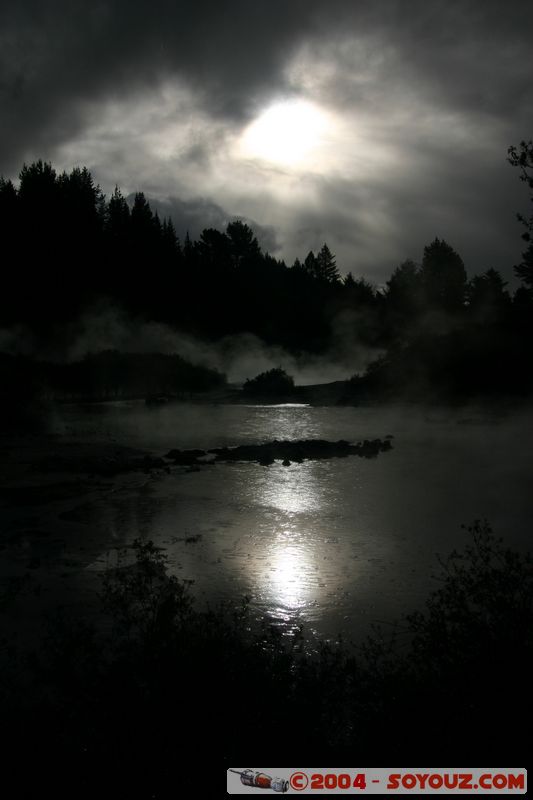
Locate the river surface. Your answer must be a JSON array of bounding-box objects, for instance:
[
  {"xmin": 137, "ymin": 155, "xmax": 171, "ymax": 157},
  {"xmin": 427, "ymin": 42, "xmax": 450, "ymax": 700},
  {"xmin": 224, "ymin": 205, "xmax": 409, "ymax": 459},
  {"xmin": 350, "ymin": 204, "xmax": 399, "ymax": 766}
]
[{"xmin": 55, "ymin": 401, "xmax": 533, "ymax": 646}]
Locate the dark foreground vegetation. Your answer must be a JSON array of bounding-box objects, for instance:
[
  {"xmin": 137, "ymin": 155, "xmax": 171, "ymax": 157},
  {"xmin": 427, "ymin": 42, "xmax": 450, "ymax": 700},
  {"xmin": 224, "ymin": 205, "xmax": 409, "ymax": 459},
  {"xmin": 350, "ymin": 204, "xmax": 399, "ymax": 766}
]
[
  {"xmin": 1, "ymin": 140, "xmax": 533, "ymax": 402},
  {"xmin": 1, "ymin": 521, "xmax": 530, "ymax": 793}
]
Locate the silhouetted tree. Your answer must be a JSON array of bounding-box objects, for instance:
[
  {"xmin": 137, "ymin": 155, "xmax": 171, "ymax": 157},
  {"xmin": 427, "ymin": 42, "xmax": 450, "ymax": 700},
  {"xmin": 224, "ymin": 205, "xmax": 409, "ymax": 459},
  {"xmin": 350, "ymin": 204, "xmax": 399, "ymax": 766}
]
[
  {"xmin": 131, "ymin": 192, "xmax": 155, "ymax": 236},
  {"xmin": 508, "ymin": 139, "xmax": 533, "ymax": 287},
  {"xmin": 343, "ymin": 271, "xmax": 355, "ymax": 287},
  {"xmin": 420, "ymin": 238, "xmax": 467, "ymax": 312},
  {"xmin": 106, "ymin": 187, "xmax": 130, "ymax": 239},
  {"xmin": 18, "ymin": 160, "xmax": 58, "ymax": 207},
  {"xmin": 383, "ymin": 260, "xmax": 423, "ymax": 339},
  {"xmin": 16, "ymin": 160, "xmax": 100, "ymax": 323},
  {"xmin": 226, "ymin": 221, "xmax": 261, "ymax": 268},
  {"xmin": 0, "ymin": 178, "xmax": 20, "ymax": 324},
  {"xmin": 515, "ymin": 243, "xmax": 533, "ymax": 287},
  {"xmin": 0, "ymin": 178, "xmax": 18, "ymax": 236},
  {"xmin": 466, "ymin": 268, "xmax": 510, "ymax": 324},
  {"xmin": 0, "ymin": 177, "xmax": 18, "ymax": 219},
  {"xmin": 197, "ymin": 228, "xmax": 232, "ymax": 270},
  {"xmin": 17, "ymin": 160, "xmax": 60, "ymax": 257},
  {"xmin": 58, "ymin": 166, "xmax": 104, "ymax": 228},
  {"xmin": 161, "ymin": 217, "xmax": 180, "ymax": 258},
  {"xmin": 386, "ymin": 260, "xmax": 421, "ymax": 309},
  {"xmin": 292, "ymin": 257, "xmax": 303, "ymax": 272},
  {"xmin": 303, "ymin": 250, "xmax": 318, "ymax": 278},
  {"xmin": 243, "ymin": 367, "xmax": 294, "ymax": 396},
  {"xmin": 181, "ymin": 231, "xmax": 192, "ymax": 260},
  {"xmin": 316, "ymin": 243, "xmax": 340, "ymax": 283},
  {"xmin": 344, "ymin": 275, "xmax": 376, "ymax": 305}
]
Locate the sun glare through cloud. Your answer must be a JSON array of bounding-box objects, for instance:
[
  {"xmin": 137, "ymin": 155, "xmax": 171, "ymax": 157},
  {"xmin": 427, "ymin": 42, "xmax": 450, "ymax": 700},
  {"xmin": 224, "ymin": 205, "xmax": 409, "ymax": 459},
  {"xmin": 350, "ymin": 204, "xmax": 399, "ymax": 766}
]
[{"xmin": 239, "ymin": 99, "xmax": 331, "ymax": 167}]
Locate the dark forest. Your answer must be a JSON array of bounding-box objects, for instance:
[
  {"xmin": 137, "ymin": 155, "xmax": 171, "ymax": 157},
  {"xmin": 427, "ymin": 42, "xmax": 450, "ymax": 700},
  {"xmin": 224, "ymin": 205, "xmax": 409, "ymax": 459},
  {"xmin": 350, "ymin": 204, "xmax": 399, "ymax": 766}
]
[{"xmin": 1, "ymin": 144, "xmax": 533, "ymax": 406}]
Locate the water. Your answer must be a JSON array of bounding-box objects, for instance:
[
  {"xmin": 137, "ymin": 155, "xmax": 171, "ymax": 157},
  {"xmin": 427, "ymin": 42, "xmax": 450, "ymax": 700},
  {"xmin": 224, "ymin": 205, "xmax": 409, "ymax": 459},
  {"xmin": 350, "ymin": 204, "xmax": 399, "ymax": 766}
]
[{"xmin": 58, "ymin": 402, "xmax": 533, "ymax": 645}]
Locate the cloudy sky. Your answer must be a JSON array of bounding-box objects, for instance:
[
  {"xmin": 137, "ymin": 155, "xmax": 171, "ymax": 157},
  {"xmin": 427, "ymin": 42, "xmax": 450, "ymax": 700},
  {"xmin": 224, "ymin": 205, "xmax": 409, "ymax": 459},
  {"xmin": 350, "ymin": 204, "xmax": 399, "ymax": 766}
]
[{"xmin": 1, "ymin": 0, "xmax": 532, "ymax": 283}]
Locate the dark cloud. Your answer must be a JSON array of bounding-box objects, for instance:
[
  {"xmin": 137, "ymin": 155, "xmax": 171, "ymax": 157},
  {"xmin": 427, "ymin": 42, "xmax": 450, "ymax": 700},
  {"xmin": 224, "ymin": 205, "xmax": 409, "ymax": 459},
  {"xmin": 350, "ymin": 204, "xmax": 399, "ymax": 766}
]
[
  {"xmin": 0, "ymin": 0, "xmax": 323, "ymax": 171},
  {"xmin": 275, "ymin": 150, "xmax": 527, "ymax": 282},
  {"xmin": 2, "ymin": 0, "xmax": 531, "ymax": 171}
]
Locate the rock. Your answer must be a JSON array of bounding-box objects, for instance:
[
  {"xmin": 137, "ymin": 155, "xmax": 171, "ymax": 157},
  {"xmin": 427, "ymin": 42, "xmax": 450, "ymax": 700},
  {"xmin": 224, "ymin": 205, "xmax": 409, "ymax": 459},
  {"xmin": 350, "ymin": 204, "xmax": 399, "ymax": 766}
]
[
  {"xmin": 163, "ymin": 437, "xmax": 393, "ymax": 468},
  {"xmin": 165, "ymin": 448, "xmax": 207, "ymax": 465}
]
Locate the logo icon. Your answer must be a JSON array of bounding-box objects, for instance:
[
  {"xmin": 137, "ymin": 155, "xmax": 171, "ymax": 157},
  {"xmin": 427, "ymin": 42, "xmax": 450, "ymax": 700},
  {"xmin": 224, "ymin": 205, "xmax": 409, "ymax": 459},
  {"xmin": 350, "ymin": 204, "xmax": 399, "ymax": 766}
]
[{"xmin": 229, "ymin": 769, "xmax": 289, "ymax": 793}]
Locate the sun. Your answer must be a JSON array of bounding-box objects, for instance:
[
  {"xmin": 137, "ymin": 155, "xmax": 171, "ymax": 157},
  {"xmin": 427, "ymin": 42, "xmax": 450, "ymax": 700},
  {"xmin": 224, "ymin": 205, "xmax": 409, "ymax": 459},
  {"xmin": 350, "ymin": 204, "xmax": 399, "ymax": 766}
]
[{"xmin": 239, "ymin": 99, "xmax": 329, "ymax": 166}]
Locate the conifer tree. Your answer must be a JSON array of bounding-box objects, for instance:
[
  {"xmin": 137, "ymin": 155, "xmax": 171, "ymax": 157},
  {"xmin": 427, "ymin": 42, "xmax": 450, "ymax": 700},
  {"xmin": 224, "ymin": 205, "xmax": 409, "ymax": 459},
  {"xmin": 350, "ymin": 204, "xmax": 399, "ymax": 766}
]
[{"xmin": 316, "ymin": 243, "xmax": 340, "ymax": 283}]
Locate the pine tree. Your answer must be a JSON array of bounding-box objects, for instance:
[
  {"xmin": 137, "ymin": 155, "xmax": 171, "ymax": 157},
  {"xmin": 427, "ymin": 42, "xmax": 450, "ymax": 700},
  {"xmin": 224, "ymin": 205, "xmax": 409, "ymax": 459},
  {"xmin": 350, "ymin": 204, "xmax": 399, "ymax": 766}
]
[
  {"xmin": 386, "ymin": 259, "xmax": 422, "ymax": 318},
  {"xmin": 131, "ymin": 192, "xmax": 154, "ymax": 232},
  {"xmin": 316, "ymin": 243, "xmax": 340, "ymax": 283},
  {"xmin": 162, "ymin": 217, "xmax": 180, "ymax": 257},
  {"xmin": 226, "ymin": 221, "xmax": 261, "ymax": 267},
  {"xmin": 106, "ymin": 187, "xmax": 130, "ymax": 239},
  {"xmin": 344, "ymin": 271, "xmax": 356, "ymax": 287},
  {"xmin": 303, "ymin": 250, "xmax": 318, "ymax": 278}
]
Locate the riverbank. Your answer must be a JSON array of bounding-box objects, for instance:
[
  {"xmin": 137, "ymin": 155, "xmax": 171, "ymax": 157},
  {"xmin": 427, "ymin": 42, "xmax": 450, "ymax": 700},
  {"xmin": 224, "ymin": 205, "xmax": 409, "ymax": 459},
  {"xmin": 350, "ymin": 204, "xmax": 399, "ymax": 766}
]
[{"xmin": 1, "ymin": 519, "xmax": 531, "ymax": 791}]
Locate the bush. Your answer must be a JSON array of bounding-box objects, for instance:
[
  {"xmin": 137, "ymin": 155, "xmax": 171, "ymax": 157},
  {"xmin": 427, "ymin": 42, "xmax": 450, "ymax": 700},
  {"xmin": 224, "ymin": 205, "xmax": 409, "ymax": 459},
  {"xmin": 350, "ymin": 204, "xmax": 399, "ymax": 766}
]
[{"xmin": 242, "ymin": 367, "xmax": 295, "ymax": 396}]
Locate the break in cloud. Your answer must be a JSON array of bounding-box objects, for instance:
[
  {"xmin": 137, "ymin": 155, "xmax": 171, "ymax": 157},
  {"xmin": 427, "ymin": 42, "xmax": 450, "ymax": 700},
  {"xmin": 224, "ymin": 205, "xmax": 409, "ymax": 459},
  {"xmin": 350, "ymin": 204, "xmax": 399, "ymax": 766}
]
[{"xmin": 1, "ymin": 0, "xmax": 532, "ymax": 282}]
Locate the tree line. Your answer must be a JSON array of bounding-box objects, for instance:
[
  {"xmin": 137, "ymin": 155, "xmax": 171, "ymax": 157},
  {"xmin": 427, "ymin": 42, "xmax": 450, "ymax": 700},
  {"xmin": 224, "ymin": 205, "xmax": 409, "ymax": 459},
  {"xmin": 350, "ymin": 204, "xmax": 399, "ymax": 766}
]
[
  {"xmin": 0, "ymin": 350, "xmax": 226, "ymax": 431},
  {"xmin": 0, "ymin": 143, "xmax": 532, "ymax": 399}
]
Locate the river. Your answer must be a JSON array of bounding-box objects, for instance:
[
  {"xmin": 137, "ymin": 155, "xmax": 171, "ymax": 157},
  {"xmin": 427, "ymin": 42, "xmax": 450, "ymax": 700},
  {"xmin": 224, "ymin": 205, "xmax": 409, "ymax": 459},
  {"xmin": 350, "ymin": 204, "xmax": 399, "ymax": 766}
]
[{"xmin": 50, "ymin": 401, "xmax": 533, "ymax": 647}]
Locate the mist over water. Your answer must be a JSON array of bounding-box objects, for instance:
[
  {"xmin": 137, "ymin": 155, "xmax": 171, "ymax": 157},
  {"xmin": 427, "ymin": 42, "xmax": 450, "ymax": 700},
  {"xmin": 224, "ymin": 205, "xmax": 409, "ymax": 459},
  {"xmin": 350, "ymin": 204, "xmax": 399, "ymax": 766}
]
[
  {"xmin": 57, "ymin": 402, "xmax": 533, "ymax": 644},
  {"xmin": 0, "ymin": 303, "xmax": 380, "ymax": 385}
]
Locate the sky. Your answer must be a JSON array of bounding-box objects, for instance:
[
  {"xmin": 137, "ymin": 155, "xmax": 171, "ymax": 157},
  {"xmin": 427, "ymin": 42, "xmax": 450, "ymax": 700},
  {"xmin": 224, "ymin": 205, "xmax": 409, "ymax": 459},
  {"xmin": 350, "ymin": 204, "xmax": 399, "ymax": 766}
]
[{"xmin": 1, "ymin": 0, "xmax": 532, "ymax": 284}]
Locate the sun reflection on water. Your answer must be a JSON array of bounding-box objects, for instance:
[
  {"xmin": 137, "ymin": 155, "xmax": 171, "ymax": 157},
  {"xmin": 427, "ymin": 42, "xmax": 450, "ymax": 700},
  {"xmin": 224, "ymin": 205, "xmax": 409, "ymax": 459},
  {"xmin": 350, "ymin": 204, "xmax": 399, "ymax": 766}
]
[
  {"xmin": 244, "ymin": 406, "xmax": 317, "ymax": 443},
  {"xmin": 265, "ymin": 530, "xmax": 315, "ymax": 612},
  {"xmin": 250, "ymin": 463, "xmax": 327, "ymax": 616},
  {"xmin": 255, "ymin": 463, "xmax": 323, "ymax": 514}
]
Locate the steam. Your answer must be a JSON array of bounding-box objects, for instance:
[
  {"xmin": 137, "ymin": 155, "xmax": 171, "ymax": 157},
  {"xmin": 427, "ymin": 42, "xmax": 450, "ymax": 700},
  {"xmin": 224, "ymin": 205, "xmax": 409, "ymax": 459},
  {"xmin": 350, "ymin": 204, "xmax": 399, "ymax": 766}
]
[{"xmin": 0, "ymin": 302, "xmax": 381, "ymax": 386}]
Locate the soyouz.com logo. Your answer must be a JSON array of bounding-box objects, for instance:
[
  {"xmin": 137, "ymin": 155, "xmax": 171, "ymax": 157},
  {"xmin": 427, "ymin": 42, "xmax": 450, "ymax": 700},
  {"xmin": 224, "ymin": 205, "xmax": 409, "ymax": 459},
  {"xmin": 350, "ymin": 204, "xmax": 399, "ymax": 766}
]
[{"xmin": 227, "ymin": 769, "xmax": 527, "ymax": 794}]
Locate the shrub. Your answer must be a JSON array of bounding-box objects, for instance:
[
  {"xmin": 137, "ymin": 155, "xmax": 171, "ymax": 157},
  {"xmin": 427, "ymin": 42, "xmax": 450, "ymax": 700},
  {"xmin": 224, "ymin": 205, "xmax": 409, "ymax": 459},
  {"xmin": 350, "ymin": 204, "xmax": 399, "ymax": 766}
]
[{"xmin": 242, "ymin": 367, "xmax": 295, "ymax": 396}]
